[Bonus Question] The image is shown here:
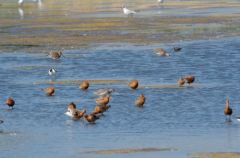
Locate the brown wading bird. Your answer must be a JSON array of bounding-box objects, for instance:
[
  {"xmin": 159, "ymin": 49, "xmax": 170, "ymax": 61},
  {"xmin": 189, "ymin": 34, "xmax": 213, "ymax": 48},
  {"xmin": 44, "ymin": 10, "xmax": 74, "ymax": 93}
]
[
  {"xmin": 91, "ymin": 104, "xmax": 111, "ymax": 115},
  {"xmin": 177, "ymin": 77, "xmax": 185, "ymax": 87},
  {"xmin": 80, "ymin": 80, "xmax": 89, "ymax": 90},
  {"xmin": 5, "ymin": 97, "xmax": 15, "ymax": 109},
  {"xmin": 224, "ymin": 97, "xmax": 233, "ymax": 122},
  {"xmin": 43, "ymin": 87, "xmax": 55, "ymax": 96},
  {"xmin": 48, "ymin": 51, "xmax": 63, "ymax": 60},
  {"xmin": 183, "ymin": 75, "xmax": 195, "ymax": 85},
  {"xmin": 154, "ymin": 48, "xmax": 170, "ymax": 56},
  {"xmin": 128, "ymin": 80, "xmax": 139, "ymax": 89},
  {"xmin": 65, "ymin": 102, "xmax": 86, "ymax": 119},
  {"xmin": 94, "ymin": 88, "xmax": 114, "ymax": 96},
  {"xmin": 95, "ymin": 96, "xmax": 110, "ymax": 105},
  {"xmin": 135, "ymin": 94, "xmax": 145, "ymax": 107},
  {"xmin": 84, "ymin": 114, "xmax": 99, "ymax": 123}
]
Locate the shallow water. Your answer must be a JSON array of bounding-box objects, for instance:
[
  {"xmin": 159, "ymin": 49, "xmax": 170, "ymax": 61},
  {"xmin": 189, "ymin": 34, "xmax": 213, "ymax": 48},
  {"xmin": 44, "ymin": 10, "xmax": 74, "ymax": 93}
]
[{"xmin": 1, "ymin": 37, "xmax": 240, "ymax": 158}]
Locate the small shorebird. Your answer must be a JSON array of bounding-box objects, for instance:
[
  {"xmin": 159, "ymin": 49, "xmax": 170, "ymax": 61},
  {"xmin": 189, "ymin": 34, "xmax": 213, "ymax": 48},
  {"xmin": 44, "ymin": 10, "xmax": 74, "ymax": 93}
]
[
  {"xmin": 95, "ymin": 96, "xmax": 110, "ymax": 105},
  {"xmin": 65, "ymin": 102, "xmax": 86, "ymax": 119},
  {"xmin": 0, "ymin": 120, "xmax": 3, "ymax": 124},
  {"xmin": 158, "ymin": 0, "xmax": 164, "ymax": 3},
  {"xmin": 92, "ymin": 104, "xmax": 111, "ymax": 115},
  {"xmin": 224, "ymin": 97, "xmax": 233, "ymax": 122},
  {"xmin": 177, "ymin": 77, "xmax": 185, "ymax": 87},
  {"xmin": 123, "ymin": 6, "xmax": 136, "ymax": 16},
  {"xmin": 80, "ymin": 80, "xmax": 89, "ymax": 90},
  {"xmin": 48, "ymin": 51, "xmax": 63, "ymax": 60},
  {"xmin": 48, "ymin": 68, "xmax": 56, "ymax": 76},
  {"xmin": 18, "ymin": 0, "xmax": 24, "ymax": 6},
  {"xmin": 5, "ymin": 97, "xmax": 15, "ymax": 109},
  {"xmin": 94, "ymin": 88, "xmax": 114, "ymax": 96},
  {"xmin": 128, "ymin": 80, "xmax": 139, "ymax": 89},
  {"xmin": 84, "ymin": 114, "xmax": 99, "ymax": 123},
  {"xmin": 173, "ymin": 47, "xmax": 182, "ymax": 52},
  {"xmin": 135, "ymin": 94, "xmax": 145, "ymax": 107},
  {"xmin": 183, "ymin": 75, "xmax": 195, "ymax": 85},
  {"xmin": 154, "ymin": 48, "xmax": 170, "ymax": 56},
  {"xmin": 42, "ymin": 87, "xmax": 55, "ymax": 96}
]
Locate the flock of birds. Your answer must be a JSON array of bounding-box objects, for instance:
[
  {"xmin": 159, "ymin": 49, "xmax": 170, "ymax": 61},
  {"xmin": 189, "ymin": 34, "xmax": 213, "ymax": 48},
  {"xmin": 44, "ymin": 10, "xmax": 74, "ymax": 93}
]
[
  {"xmin": 0, "ymin": 46, "xmax": 239, "ymax": 125},
  {"xmin": 0, "ymin": 48, "xmax": 197, "ymax": 125},
  {"xmin": 0, "ymin": 0, "xmax": 238, "ymax": 125},
  {"xmin": 16, "ymin": 0, "xmax": 164, "ymax": 19}
]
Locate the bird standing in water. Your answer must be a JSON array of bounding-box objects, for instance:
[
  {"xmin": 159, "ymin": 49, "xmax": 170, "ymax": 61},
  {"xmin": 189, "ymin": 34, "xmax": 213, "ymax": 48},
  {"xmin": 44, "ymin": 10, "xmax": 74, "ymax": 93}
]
[
  {"xmin": 5, "ymin": 97, "xmax": 15, "ymax": 109},
  {"xmin": 154, "ymin": 48, "xmax": 170, "ymax": 56},
  {"xmin": 177, "ymin": 77, "xmax": 185, "ymax": 87},
  {"xmin": 224, "ymin": 97, "xmax": 233, "ymax": 122},
  {"xmin": 80, "ymin": 80, "xmax": 89, "ymax": 90},
  {"xmin": 48, "ymin": 68, "xmax": 56, "ymax": 76},
  {"xmin": 43, "ymin": 87, "xmax": 55, "ymax": 96},
  {"xmin": 135, "ymin": 94, "xmax": 145, "ymax": 107},
  {"xmin": 48, "ymin": 51, "xmax": 63, "ymax": 60},
  {"xmin": 123, "ymin": 6, "xmax": 136, "ymax": 16},
  {"xmin": 128, "ymin": 80, "xmax": 139, "ymax": 89},
  {"xmin": 183, "ymin": 75, "xmax": 195, "ymax": 85}
]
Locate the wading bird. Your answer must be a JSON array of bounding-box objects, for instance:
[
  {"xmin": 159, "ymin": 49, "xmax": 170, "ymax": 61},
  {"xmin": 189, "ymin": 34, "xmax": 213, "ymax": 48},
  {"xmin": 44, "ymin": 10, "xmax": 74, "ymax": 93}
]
[
  {"xmin": 224, "ymin": 97, "xmax": 233, "ymax": 122},
  {"xmin": 5, "ymin": 97, "xmax": 15, "ymax": 109}
]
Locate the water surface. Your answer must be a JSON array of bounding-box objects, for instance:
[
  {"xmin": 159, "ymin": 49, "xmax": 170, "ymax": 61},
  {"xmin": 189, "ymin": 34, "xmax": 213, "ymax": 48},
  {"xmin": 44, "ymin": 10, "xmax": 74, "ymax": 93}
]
[{"xmin": 1, "ymin": 37, "xmax": 240, "ymax": 158}]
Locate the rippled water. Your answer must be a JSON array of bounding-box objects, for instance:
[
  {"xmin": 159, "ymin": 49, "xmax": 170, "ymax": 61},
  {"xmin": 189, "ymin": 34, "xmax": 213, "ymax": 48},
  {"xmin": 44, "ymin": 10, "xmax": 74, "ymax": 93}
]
[{"xmin": 1, "ymin": 37, "xmax": 240, "ymax": 157}]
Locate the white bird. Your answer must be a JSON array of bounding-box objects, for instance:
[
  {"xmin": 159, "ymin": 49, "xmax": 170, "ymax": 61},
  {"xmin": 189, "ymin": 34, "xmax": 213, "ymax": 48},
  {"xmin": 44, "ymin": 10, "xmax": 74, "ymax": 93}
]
[
  {"xmin": 123, "ymin": 7, "xmax": 136, "ymax": 15},
  {"xmin": 18, "ymin": 8, "xmax": 24, "ymax": 19},
  {"xmin": 18, "ymin": 0, "xmax": 24, "ymax": 6},
  {"xmin": 158, "ymin": 0, "xmax": 164, "ymax": 3},
  {"xmin": 48, "ymin": 68, "xmax": 56, "ymax": 76}
]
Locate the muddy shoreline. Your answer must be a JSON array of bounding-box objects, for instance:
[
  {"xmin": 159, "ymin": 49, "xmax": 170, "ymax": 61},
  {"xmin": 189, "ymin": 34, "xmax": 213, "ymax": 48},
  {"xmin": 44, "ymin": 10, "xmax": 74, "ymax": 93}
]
[{"xmin": 0, "ymin": 0, "xmax": 240, "ymax": 52}]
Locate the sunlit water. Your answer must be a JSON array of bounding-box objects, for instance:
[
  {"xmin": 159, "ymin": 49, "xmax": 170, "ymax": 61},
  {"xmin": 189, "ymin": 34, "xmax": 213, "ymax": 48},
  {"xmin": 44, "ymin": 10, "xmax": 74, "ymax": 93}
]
[{"xmin": 1, "ymin": 37, "xmax": 240, "ymax": 158}]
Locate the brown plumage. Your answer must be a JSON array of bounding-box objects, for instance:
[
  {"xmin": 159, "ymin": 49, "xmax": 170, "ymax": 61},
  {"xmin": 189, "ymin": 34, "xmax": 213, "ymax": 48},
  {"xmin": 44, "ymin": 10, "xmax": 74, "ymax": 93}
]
[
  {"xmin": 183, "ymin": 75, "xmax": 195, "ymax": 85},
  {"xmin": 5, "ymin": 97, "xmax": 15, "ymax": 109},
  {"xmin": 43, "ymin": 87, "xmax": 55, "ymax": 96},
  {"xmin": 67, "ymin": 102, "xmax": 77, "ymax": 110},
  {"xmin": 84, "ymin": 114, "xmax": 99, "ymax": 123},
  {"xmin": 154, "ymin": 48, "xmax": 170, "ymax": 56},
  {"xmin": 72, "ymin": 109, "xmax": 86, "ymax": 119},
  {"xmin": 48, "ymin": 51, "xmax": 63, "ymax": 59},
  {"xmin": 177, "ymin": 77, "xmax": 185, "ymax": 87},
  {"xmin": 66, "ymin": 102, "xmax": 86, "ymax": 119},
  {"xmin": 80, "ymin": 80, "xmax": 89, "ymax": 90},
  {"xmin": 224, "ymin": 97, "xmax": 232, "ymax": 121},
  {"xmin": 95, "ymin": 96, "xmax": 110, "ymax": 105},
  {"xmin": 135, "ymin": 94, "xmax": 145, "ymax": 107},
  {"xmin": 92, "ymin": 104, "xmax": 111, "ymax": 115},
  {"xmin": 128, "ymin": 80, "xmax": 139, "ymax": 89}
]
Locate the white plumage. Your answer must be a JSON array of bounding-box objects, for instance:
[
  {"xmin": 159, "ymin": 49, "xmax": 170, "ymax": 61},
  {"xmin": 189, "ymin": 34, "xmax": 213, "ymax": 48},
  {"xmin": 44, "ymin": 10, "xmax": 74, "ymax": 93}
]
[
  {"xmin": 123, "ymin": 7, "xmax": 136, "ymax": 15},
  {"xmin": 48, "ymin": 68, "xmax": 56, "ymax": 76},
  {"xmin": 18, "ymin": 0, "xmax": 24, "ymax": 6},
  {"xmin": 158, "ymin": 0, "xmax": 164, "ymax": 3}
]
